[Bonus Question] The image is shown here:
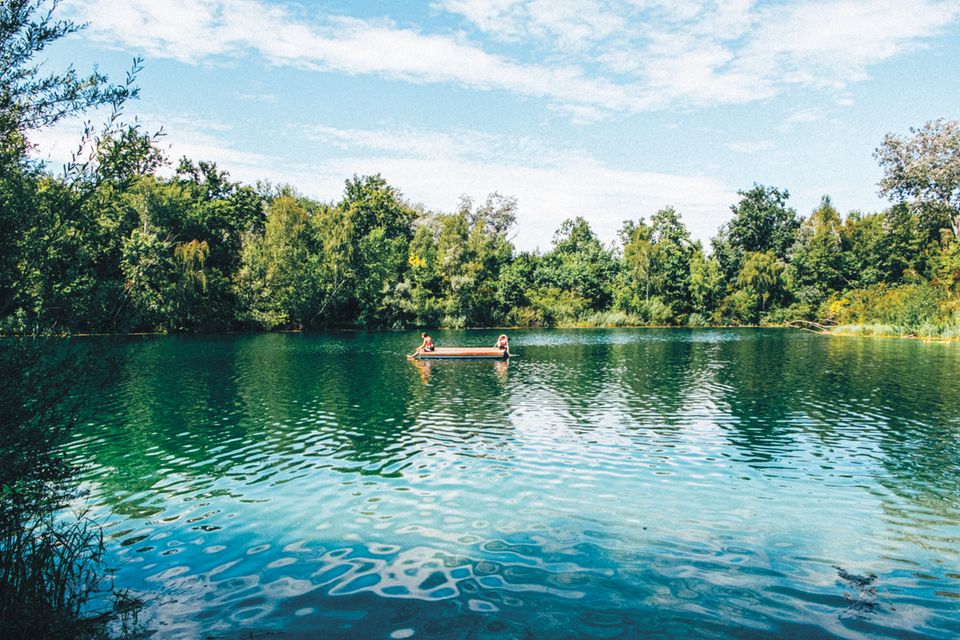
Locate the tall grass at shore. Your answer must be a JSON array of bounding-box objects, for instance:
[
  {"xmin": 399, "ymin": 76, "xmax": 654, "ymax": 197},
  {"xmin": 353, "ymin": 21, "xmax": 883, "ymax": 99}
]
[
  {"xmin": 828, "ymin": 323, "xmax": 960, "ymax": 339},
  {"xmin": 0, "ymin": 341, "xmax": 141, "ymax": 639}
]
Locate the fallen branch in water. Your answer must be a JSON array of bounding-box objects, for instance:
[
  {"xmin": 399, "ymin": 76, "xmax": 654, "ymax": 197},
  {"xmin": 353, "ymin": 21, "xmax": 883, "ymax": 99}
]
[{"xmin": 785, "ymin": 319, "xmax": 837, "ymax": 333}]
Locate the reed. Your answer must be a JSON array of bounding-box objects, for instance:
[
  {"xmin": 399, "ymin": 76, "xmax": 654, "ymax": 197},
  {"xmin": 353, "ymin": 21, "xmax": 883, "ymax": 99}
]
[
  {"xmin": 0, "ymin": 340, "xmax": 141, "ymax": 639},
  {"xmin": 828, "ymin": 323, "xmax": 960, "ymax": 340}
]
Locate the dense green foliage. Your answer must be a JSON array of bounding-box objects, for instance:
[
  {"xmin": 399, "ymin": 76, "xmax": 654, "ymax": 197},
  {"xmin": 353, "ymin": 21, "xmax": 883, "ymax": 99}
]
[
  {"xmin": 3, "ymin": 125, "xmax": 960, "ymax": 335},
  {"xmin": 0, "ymin": 341, "xmax": 139, "ymax": 640}
]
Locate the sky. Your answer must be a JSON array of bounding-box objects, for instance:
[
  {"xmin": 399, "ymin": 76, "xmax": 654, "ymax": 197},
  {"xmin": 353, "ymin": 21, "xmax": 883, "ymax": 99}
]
[{"xmin": 30, "ymin": 0, "xmax": 960, "ymax": 250}]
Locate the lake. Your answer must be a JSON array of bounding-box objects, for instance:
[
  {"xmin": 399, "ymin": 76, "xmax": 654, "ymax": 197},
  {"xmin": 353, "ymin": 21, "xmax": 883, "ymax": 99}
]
[{"xmin": 68, "ymin": 329, "xmax": 960, "ymax": 639}]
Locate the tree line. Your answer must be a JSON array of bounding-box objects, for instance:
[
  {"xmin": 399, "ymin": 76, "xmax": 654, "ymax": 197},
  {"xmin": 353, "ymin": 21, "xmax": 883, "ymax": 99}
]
[{"xmin": 3, "ymin": 120, "xmax": 960, "ymax": 336}]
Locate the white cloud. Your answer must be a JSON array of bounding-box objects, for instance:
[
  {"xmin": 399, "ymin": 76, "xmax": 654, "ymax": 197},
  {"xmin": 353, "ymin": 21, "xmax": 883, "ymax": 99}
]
[
  {"xmin": 161, "ymin": 131, "xmax": 275, "ymax": 173},
  {"xmin": 440, "ymin": 0, "xmax": 960, "ymax": 109},
  {"xmin": 305, "ymin": 124, "xmax": 573, "ymax": 168},
  {"xmin": 64, "ymin": 0, "xmax": 643, "ymax": 115},
  {"xmin": 27, "ymin": 123, "xmax": 89, "ymax": 167},
  {"xmin": 231, "ymin": 91, "xmax": 278, "ymax": 103},
  {"xmin": 727, "ymin": 140, "xmax": 774, "ymax": 154},
  {"xmin": 784, "ymin": 107, "xmax": 828, "ymax": 124},
  {"xmin": 737, "ymin": 0, "xmax": 960, "ymax": 88},
  {"xmin": 62, "ymin": 0, "xmax": 960, "ymax": 118},
  {"xmin": 437, "ymin": 0, "xmax": 626, "ymax": 51}
]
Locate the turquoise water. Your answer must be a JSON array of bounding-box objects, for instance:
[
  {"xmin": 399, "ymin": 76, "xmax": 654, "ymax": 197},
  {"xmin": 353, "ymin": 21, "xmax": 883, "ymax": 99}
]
[{"xmin": 69, "ymin": 329, "xmax": 960, "ymax": 639}]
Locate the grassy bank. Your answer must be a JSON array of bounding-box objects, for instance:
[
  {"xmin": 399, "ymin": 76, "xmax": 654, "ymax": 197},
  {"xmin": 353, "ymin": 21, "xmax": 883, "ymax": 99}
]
[{"xmin": 827, "ymin": 323, "xmax": 960, "ymax": 341}]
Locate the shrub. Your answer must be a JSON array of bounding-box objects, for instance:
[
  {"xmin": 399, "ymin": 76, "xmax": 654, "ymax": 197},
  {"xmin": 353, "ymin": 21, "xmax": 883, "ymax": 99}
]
[
  {"xmin": 506, "ymin": 306, "xmax": 546, "ymax": 327},
  {"xmin": 578, "ymin": 311, "xmax": 645, "ymax": 327},
  {"xmin": 821, "ymin": 283, "xmax": 946, "ymax": 331},
  {"xmin": 636, "ymin": 296, "xmax": 676, "ymax": 325},
  {"xmin": 718, "ymin": 290, "xmax": 758, "ymax": 325},
  {"xmin": 686, "ymin": 313, "xmax": 709, "ymax": 327},
  {"xmin": 0, "ymin": 341, "xmax": 140, "ymax": 639},
  {"xmin": 439, "ymin": 315, "xmax": 466, "ymax": 329}
]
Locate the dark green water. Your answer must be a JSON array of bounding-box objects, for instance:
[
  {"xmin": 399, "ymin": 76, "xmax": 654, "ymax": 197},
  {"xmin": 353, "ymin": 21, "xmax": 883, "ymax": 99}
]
[{"xmin": 69, "ymin": 329, "xmax": 960, "ymax": 639}]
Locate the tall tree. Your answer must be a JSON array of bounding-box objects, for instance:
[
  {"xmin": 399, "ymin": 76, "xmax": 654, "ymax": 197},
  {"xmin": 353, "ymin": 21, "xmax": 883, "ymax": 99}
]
[
  {"xmin": 0, "ymin": 0, "xmax": 139, "ymax": 323},
  {"xmin": 234, "ymin": 195, "xmax": 322, "ymax": 329},
  {"xmin": 788, "ymin": 196, "xmax": 845, "ymax": 307},
  {"xmin": 736, "ymin": 250, "xmax": 788, "ymax": 316},
  {"xmin": 648, "ymin": 206, "xmax": 693, "ymax": 310},
  {"xmin": 688, "ymin": 243, "xmax": 724, "ymax": 317},
  {"xmin": 619, "ymin": 218, "xmax": 654, "ymax": 308},
  {"xmin": 617, "ymin": 208, "xmax": 694, "ymax": 321},
  {"xmin": 876, "ymin": 119, "xmax": 960, "ymax": 237},
  {"xmin": 713, "ymin": 185, "xmax": 799, "ymax": 281},
  {"xmin": 337, "ymin": 175, "xmax": 417, "ymax": 325},
  {"xmin": 542, "ymin": 217, "xmax": 618, "ymax": 312}
]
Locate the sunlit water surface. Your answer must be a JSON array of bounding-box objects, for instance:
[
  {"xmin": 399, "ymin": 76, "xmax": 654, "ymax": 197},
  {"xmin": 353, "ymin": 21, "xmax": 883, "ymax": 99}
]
[{"xmin": 68, "ymin": 329, "xmax": 960, "ymax": 639}]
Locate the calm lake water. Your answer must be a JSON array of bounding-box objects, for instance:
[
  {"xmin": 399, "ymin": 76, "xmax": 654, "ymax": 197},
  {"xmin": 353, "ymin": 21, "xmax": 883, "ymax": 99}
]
[{"xmin": 68, "ymin": 329, "xmax": 960, "ymax": 639}]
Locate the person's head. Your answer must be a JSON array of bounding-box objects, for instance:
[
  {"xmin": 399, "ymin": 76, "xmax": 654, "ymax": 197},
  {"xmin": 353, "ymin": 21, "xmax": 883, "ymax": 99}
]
[
  {"xmin": 421, "ymin": 332, "xmax": 429, "ymax": 339},
  {"xmin": 499, "ymin": 334, "xmax": 507, "ymax": 340}
]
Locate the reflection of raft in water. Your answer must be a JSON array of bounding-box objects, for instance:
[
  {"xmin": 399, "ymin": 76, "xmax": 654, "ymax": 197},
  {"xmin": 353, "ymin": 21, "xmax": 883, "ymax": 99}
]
[{"xmin": 409, "ymin": 347, "xmax": 509, "ymax": 360}]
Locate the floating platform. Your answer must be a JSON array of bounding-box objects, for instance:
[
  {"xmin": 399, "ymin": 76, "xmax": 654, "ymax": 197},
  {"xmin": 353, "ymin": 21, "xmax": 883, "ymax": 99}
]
[{"xmin": 410, "ymin": 347, "xmax": 509, "ymax": 360}]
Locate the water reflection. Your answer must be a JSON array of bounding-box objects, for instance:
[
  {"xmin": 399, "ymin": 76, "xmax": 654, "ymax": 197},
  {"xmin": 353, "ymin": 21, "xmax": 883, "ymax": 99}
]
[
  {"xmin": 409, "ymin": 358, "xmax": 432, "ymax": 385},
  {"xmin": 67, "ymin": 330, "xmax": 960, "ymax": 639}
]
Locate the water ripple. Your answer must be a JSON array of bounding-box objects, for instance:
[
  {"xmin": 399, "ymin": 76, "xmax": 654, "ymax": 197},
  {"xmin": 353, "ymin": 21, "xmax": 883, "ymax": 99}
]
[{"xmin": 63, "ymin": 330, "xmax": 960, "ymax": 639}]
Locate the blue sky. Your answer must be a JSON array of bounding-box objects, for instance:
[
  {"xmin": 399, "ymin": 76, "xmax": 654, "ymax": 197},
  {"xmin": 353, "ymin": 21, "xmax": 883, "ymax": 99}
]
[{"xmin": 32, "ymin": 0, "xmax": 960, "ymax": 250}]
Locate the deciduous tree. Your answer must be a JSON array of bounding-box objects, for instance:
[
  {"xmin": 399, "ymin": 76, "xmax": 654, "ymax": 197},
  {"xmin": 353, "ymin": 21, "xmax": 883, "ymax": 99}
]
[{"xmin": 876, "ymin": 119, "xmax": 960, "ymax": 236}]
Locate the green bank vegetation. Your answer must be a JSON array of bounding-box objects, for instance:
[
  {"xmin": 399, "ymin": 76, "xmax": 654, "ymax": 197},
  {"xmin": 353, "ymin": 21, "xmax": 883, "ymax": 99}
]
[
  {"xmin": 4, "ymin": 110, "xmax": 960, "ymax": 337},
  {"xmin": 5, "ymin": 137, "xmax": 960, "ymax": 337}
]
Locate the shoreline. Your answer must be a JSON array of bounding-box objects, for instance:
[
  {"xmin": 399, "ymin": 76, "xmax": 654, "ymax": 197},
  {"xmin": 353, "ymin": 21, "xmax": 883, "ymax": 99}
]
[
  {"xmin": 7, "ymin": 322, "xmax": 960, "ymax": 343},
  {"xmin": 4, "ymin": 324, "xmax": 960, "ymax": 343},
  {"xmin": 3, "ymin": 324, "xmax": 782, "ymax": 338},
  {"xmin": 824, "ymin": 326, "xmax": 960, "ymax": 343}
]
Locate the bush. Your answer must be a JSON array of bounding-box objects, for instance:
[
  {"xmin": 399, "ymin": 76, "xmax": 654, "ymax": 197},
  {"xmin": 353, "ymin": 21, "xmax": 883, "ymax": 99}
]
[
  {"xmin": 763, "ymin": 301, "xmax": 815, "ymax": 325},
  {"xmin": 528, "ymin": 288, "xmax": 590, "ymax": 325},
  {"xmin": 439, "ymin": 315, "xmax": 466, "ymax": 329},
  {"xmin": 637, "ymin": 296, "xmax": 676, "ymax": 325},
  {"xmin": 578, "ymin": 311, "xmax": 645, "ymax": 327},
  {"xmin": 506, "ymin": 306, "xmax": 546, "ymax": 327},
  {"xmin": 718, "ymin": 290, "xmax": 758, "ymax": 325},
  {"xmin": 821, "ymin": 283, "xmax": 946, "ymax": 331},
  {"xmin": 686, "ymin": 313, "xmax": 709, "ymax": 327},
  {"xmin": 0, "ymin": 341, "xmax": 140, "ymax": 639}
]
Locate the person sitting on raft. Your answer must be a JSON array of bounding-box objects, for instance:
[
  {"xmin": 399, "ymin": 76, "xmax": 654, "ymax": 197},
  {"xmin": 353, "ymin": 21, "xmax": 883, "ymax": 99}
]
[
  {"xmin": 415, "ymin": 332, "xmax": 435, "ymax": 355},
  {"xmin": 494, "ymin": 334, "xmax": 509, "ymax": 351}
]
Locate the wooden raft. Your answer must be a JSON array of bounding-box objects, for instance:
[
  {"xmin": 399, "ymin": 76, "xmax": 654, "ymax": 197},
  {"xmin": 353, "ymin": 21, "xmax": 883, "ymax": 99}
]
[{"xmin": 411, "ymin": 347, "xmax": 508, "ymax": 360}]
